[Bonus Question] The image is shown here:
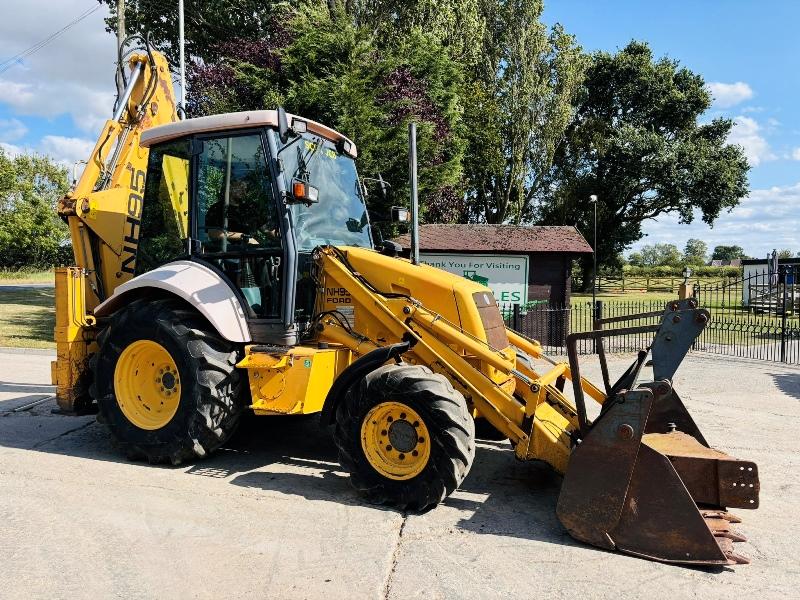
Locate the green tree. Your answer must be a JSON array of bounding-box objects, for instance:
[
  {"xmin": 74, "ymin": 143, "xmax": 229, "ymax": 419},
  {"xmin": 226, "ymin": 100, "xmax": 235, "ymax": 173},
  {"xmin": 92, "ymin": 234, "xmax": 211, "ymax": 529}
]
[
  {"xmin": 100, "ymin": 0, "xmax": 281, "ymax": 65},
  {"xmin": 711, "ymin": 245, "xmax": 748, "ymax": 261},
  {"xmin": 629, "ymin": 243, "xmax": 681, "ymax": 267},
  {"xmin": 539, "ymin": 42, "xmax": 749, "ymax": 290},
  {"xmin": 683, "ymin": 238, "xmax": 708, "ymax": 266},
  {"xmin": 777, "ymin": 249, "xmax": 793, "ymax": 259},
  {"xmin": 101, "ymin": 0, "xmax": 585, "ymax": 228},
  {"xmin": 0, "ymin": 149, "xmax": 69, "ymax": 269},
  {"xmin": 109, "ymin": 1, "xmax": 468, "ymax": 229},
  {"xmin": 463, "ymin": 0, "xmax": 585, "ymax": 223}
]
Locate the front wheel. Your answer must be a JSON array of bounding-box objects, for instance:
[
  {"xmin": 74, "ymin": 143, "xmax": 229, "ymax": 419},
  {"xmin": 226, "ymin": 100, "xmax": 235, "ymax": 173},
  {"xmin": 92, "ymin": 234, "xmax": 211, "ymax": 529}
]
[
  {"xmin": 334, "ymin": 364, "xmax": 475, "ymax": 511},
  {"xmin": 91, "ymin": 298, "xmax": 245, "ymax": 465}
]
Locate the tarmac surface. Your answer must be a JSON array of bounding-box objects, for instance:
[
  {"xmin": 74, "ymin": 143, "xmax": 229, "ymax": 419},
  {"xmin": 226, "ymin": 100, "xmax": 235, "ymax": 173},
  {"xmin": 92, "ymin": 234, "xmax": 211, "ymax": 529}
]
[{"xmin": 1, "ymin": 348, "xmax": 799, "ymax": 599}]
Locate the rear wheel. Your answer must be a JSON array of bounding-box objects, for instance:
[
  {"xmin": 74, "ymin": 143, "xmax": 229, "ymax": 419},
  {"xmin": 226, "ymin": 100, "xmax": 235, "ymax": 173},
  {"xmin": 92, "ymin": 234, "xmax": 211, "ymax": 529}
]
[
  {"xmin": 91, "ymin": 298, "xmax": 245, "ymax": 465},
  {"xmin": 334, "ymin": 364, "xmax": 475, "ymax": 511}
]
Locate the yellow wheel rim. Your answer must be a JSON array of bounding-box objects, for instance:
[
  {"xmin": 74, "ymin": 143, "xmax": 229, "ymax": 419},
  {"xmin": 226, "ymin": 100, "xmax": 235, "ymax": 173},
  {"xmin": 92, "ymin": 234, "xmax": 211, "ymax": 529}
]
[
  {"xmin": 361, "ymin": 401, "xmax": 431, "ymax": 481},
  {"xmin": 114, "ymin": 340, "xmax": 182, "ymax": 430}
]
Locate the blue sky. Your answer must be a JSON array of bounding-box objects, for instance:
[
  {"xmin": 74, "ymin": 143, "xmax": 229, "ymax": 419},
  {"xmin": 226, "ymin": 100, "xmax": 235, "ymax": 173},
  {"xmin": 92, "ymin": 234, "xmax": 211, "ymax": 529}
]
[
  {"xmin": 542, "ymin": 0, "xmax": 800, "ymax": 258},
  {"xmin": 0, "ymin": 1, "xmax": 797, "ymax": 258}
]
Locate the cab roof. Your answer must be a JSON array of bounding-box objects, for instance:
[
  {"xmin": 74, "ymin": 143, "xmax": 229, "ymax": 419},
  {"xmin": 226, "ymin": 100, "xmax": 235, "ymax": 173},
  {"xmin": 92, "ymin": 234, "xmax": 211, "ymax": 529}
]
[{"xmin": 139, "ymin": 110, "xmax": 358, "ymax": 157}]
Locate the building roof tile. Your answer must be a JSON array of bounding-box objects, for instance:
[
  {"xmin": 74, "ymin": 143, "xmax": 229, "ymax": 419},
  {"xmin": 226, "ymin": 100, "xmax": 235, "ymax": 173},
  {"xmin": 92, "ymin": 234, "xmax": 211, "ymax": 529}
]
[{"xmin": 392, "ymin": 224, "xmax": 592, "ymax": 254}]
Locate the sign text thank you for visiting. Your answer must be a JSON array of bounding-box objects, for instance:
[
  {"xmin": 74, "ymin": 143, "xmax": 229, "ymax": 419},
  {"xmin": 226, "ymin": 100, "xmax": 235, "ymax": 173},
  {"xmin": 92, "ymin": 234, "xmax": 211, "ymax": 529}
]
[{"xmin": 420, "ymin": 253, "xmax": 529, "ymax": 304}]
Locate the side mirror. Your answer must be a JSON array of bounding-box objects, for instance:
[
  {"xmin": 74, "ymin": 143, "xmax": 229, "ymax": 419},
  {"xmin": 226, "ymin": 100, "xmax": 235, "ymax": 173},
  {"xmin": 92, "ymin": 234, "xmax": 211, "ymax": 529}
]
[
  {"xmin": 278, "ymin": 106, "xmax": 290, "ymax": 144},
  {"xmin": 391, "ymin": 206, "xmax": 410, "ymax": 222},
  {"xmin": 289, "ymin": 178, "xmax": 319, "ymax": 205},
  {"xmin": 362, "ymin": 174, "xmax": 391, "ymax": 200}
]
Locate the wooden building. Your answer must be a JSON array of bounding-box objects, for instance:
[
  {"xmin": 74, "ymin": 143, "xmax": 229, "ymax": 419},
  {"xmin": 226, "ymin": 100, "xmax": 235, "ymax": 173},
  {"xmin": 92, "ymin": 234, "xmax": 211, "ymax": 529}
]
[{"xmin": 392, "ymin": 224, "xmax": 593, "ymax": 305}]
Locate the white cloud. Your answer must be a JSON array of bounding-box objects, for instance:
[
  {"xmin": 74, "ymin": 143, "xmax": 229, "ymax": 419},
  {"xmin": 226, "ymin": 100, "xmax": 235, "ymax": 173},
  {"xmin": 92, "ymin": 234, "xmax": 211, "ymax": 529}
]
[
  {"xmin": 0, "ymin": 141, "xmax": 23, "ymax": 156},
  {"xmin": 0, "ymin": 135, "xmax": 95, "ymax": 168},
  {"xmin": 635, "ymin": 181, "xmax": 800, "ymax": 258},
  {"xmin": 39, "ymin": 135, "xmax": 95, "ymax": 166},
  {"xmin": 707, "ymin": 81, "xmax": 754, "ymax": 109},
  {"xmin": 0, "ymin": 1, "xmax": 117, "ymax": 132},
  {"xmin": 791, "ymin": 148, "xmax": 800, "ymax": 161},
  {"xmin": 0, "ymin": 118, "xmax": 28, "ymax": 142},
  {"xmin": 728, "ymin": 116, "xmax": 775, "ymax": 167}
]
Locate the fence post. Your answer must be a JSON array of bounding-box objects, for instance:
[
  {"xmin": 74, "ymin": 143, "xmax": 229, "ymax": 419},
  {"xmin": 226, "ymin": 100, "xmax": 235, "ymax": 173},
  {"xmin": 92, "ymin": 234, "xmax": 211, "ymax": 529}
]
[
  {"xmin": 593, "ymin": 300, "xmax": 603, "ymax": 354},
  {"xmin": 780, "ymin": 267, "xmax": 787, "ymax": 363},
  {"xmin": 512, "ymin": 303, "xmax": 520, "ymax": 332}
]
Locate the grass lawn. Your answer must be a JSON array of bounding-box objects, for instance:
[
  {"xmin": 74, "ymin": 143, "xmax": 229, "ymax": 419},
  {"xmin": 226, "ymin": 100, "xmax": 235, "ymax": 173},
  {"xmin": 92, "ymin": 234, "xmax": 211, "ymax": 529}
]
[
  {"xmin": 0, "ymin": 269, "xmax": 54, "ymax": 285},
  {"xmin": 0, "ymin": 288, "xmax": 55, "ymax": 348}
]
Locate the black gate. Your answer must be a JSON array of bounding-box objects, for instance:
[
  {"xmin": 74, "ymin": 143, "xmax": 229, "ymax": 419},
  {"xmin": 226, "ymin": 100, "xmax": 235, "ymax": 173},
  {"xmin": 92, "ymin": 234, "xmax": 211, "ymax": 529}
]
[
  {"xmin": 693, "ymin": 264, "xmax": 800, "ymax": 364},
  {"xmin": 501, "ymin": 266, "xmax": 800, "ymax": 365}
]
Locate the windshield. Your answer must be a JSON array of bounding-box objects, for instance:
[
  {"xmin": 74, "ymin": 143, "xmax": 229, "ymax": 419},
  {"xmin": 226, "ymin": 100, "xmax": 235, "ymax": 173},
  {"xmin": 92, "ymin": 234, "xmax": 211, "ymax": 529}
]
[{"xmin": 279, "ymin": 132, "xmax": 372, "ymax": 251}]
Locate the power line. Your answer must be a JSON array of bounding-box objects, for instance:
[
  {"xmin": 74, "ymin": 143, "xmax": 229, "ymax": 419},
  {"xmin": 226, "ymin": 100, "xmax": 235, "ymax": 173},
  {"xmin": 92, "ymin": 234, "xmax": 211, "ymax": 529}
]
[{"xmin": 0, "ymin": 5, "xmax": 101, "ymax": 75}]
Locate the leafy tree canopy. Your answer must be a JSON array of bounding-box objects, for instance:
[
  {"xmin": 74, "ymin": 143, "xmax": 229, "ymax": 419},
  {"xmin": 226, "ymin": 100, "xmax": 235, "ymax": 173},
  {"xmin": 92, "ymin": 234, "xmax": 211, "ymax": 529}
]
[
  {"xmin": 628, "ymin": 243, "xmax": 682, "ymax": 268},
  {"xmin": 539, "ymin": 41, "xmax": 749, "ymax": 288},
  {"xmin": 711, "ymin": 245, "xmax": 748, "ymax": 261},
  {"xmin": 101, "ymin": 0, "xmax": 584, "ymax": 231},
  {"xmin": 0, "ymin": 149, "xmax": 69, "ymax": 269},
  {"xmin": 683, "ymin": 238, "xmax": 708, "ymax": 266}
]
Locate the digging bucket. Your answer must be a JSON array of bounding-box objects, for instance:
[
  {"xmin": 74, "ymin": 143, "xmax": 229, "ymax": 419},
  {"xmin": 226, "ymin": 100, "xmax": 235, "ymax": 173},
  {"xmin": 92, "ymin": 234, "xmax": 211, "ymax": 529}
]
[{"xmin": 556, "ymin": 379, "xmax": 759, "ymax": 565}]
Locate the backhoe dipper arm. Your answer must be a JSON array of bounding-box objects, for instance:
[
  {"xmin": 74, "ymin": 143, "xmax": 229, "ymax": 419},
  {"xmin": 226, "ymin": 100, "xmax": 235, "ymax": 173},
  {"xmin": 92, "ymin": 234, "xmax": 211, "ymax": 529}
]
[
  {"xmin": 57, "ymin": 48, "xmax": 177, "ymax": 307},
  {"xmin": 52, "ymin": 45, "xmax": 177, "ymax": 414}
]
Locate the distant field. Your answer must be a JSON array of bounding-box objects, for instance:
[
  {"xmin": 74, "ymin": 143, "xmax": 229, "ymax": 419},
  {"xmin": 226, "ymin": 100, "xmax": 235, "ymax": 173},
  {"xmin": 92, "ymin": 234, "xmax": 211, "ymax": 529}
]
[
  {"xmin": 0, "ymin": 270, "xmax": 54, "ymax": 285},
  {"xmin": 0, "ymin": 289, "xmax": 55, "ymax": 348}
]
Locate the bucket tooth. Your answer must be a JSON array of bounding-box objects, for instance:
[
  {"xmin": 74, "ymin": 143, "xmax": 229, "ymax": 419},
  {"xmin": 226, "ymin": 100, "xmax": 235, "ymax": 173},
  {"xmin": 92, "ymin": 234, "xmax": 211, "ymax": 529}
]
[
  {"xmin": 705, "ymin": 517, "xmax": 747, "ymax": 542},
  {"xmin": 715, "ymin": 537, "xmax": 751, "ymax": 565},
  {"xmin": 701, "ymin": 510, "xmax": 742, "ymax": 524}
]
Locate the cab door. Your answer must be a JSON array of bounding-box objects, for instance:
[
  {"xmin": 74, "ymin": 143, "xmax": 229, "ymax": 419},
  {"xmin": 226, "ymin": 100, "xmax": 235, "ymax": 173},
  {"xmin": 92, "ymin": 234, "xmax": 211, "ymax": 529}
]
[{"xmin": 192, "ymin": 130, "xmax": 292, "ymax": 342}]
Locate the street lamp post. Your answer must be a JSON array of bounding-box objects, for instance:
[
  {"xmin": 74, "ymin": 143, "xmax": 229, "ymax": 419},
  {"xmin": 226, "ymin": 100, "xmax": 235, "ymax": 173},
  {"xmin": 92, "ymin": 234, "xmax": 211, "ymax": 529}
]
[
  {"xmin": 589, "ymin": 195, "xmax": 598, "ymax": 309},
  {"xmin": 589, "ymin": 194, "xmax": 598, "ymax": 354}
]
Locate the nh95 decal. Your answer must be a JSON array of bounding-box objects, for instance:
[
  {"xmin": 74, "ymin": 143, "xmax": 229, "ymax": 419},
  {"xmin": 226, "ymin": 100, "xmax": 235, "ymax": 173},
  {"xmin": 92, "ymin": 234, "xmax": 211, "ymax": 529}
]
[
  {"xmin": 325, "ymin": 287, "xmax": 352, "ymax": 305},
  {"xmin": 120, "ymin": 164, "xmax": 146, "ymax": 274}
]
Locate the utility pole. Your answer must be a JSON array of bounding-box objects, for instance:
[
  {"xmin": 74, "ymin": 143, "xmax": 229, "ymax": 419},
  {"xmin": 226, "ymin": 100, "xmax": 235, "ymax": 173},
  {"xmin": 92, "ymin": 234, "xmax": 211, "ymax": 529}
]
[
  {"xmin": 115, "ymin": 0, "xmax": 126, "ymax": 96},
  {"xmin": 178, "ymin": 0, "xmax": 186, "ymax": 119}
]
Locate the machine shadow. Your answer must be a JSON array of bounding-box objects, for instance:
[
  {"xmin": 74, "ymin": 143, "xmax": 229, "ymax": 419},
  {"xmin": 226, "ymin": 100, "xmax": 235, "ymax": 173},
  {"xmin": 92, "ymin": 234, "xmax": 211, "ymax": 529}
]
[
  {"xmin": 770, "ymin": 371, "xmax": 800, "ymax": 400},
  {"xmin": 2, "ymin": 405, "xmax": 581, "ymax": 549},
  {"xmin": 225, "ymin": 418, "xmax": 580, "ymax": 547},
  {"xmin": 446, "ymin": 439, "xmax": 579, "ymax": 548}
]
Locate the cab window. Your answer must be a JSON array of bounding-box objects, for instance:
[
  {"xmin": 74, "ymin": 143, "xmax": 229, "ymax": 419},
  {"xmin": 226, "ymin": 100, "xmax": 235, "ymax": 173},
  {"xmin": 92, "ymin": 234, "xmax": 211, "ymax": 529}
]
[
  {"xmin": 136, "ymin": 139, "xmax": 190, "ymax": 275},
  {"xmin": 196, "ymin": 134, "xmax": 280, "ymax": 252}
]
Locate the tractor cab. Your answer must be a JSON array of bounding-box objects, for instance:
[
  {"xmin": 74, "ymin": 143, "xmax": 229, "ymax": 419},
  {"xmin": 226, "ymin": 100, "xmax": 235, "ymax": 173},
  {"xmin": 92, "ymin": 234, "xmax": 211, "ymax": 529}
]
[{"xmin": 137, "ymin": 110, "xmax": 373, "ymax": 345}]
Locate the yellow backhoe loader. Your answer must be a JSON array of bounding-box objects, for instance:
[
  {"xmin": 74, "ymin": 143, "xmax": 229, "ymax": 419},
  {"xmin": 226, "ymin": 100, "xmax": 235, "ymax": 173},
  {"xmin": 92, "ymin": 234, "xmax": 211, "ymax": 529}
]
[{"xmin": 52, "ymin": 40, "xmax": 760, "ymax": 566}]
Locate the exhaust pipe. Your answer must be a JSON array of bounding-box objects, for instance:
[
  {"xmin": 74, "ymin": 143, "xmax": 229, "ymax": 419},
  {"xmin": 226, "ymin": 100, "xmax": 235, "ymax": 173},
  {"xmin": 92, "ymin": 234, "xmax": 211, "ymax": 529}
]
[{"xmin": 408, "ymin": 122, "xmax": 419, "ymax": 265}]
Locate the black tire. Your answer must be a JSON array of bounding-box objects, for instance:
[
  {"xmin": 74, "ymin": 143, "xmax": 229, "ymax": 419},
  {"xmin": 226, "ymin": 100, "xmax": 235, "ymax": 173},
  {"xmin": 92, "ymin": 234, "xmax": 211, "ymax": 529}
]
[
  {"xmin": 90, "ymin": 298, "xmax": 245, "ymax": 465},
  {"xmin": 333, "ymin": 363, "xmax": 475, "ymax": 511}
]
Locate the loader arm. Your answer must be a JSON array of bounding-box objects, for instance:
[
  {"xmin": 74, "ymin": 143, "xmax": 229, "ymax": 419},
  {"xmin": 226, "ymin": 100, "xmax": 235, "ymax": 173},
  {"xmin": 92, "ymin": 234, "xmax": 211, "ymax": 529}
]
[
  {"xmin": 314, "ymin": 246, "xmax": 760, "ymax": 566},
  {"xmin": 315, "ymin": 245, "xmax": 601, "ymax": 472},
  {"xmin": 52, "ymin": 45, "xmax": 178, "ymax": 412}
]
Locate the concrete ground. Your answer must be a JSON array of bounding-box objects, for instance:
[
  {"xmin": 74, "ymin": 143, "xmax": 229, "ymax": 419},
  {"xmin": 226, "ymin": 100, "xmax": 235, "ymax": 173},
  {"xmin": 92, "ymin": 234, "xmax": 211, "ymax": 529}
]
[{"xmin": 1, "ymin": 348, "xmax": 798, "ymax": 599}]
